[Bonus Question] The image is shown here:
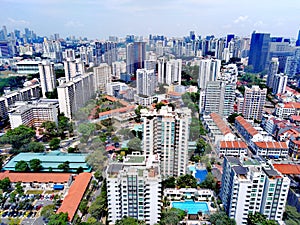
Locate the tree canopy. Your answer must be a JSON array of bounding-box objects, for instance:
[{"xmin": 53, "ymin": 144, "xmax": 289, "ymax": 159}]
[
  {"xmin": 209, "ymin": 211, "xmax": 236, "ymax": 225},
  {"xmin": 0, "ymin": 125, "xmax": 35, "ymax": 152},
  {"xmin": 176, "ymin": 174, "xmax": 197, "ymax": 188},
  {"xmin": 27, "ymin": 141, "xmax": 45, "ymax": 152},
  {"xmin": 48, "ymin": 212, "xmax": 68, "ymax": 225},
  {"xmin": 160, "ymin": 208, "xmax": 186, "ymax": 225},
  {"xmin": 283, "ymin": 205, "xmax": 300, "ymax": 225},
  {"xmin": 58, "ymin": 161, "xmax": 70, "ymax": 172},
  {"xmin": 0, "ymin": 177, "xmax": 11, "ymax": 192},
  {"xmin": 127, "ymin": 137, "xmax": 142, "ymax": 152},
  {"xmin": 88, "ymin": 179, "xmax": 107, "ymax": 220},
  {"xmin": 15, "ymin": 160, "xmax": 30, "ymax": 172},
  {"xmin": 247, "ymin": 212, "xmax": 277, "ymax": 225},
  {"xmin": 49, "ymin": 138, "xmax": 60, "ymax": 150},
  {"xmin": 29, "ymin": 158, "xmax": 42, "ymax": 171}
]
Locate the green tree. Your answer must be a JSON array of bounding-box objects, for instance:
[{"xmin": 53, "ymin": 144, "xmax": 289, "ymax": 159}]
[
  {"xmin": 0, "ymin": 177, "xmax": 11, "ymax": 192},
  {"xmin": 227, "ymin": 113, "xmax": 242, "ymax": 124},
  {"xmin": 29, "ymin": 158, "xmax": 42, "ymax": 171},
  {"xmin": 49, "ymin": 138, "xmax": 60, "ymax": 150},
  {"xmin": 27, "ymin": 141, "xmax": 45, "ymax": 152},
  {"xmin": 15, "ymin": 182, "xmax": 24, "ymax": 195},
  {"xmin": 79, "ymin": 199, "xmax": 88, "ymax": 215},
  {"xmin": 15, "ymin": 160, "xmax": 29, "ymax": 171},
  {"xmin": 196, "ymin": 138, "xmax": 207, "ymax": 154},
  {"xmin": 45, "ymin": 88, "xmax": 58, "ymax": 99},
  {"xmin": 48, "ymin": 212, "xmax": 68, "ymax": 225},
  {"xmin": 284, "ymin": 205, "xmax": 300, "ymax": 225},
  {"xmin": 160, "ymin": 208, "xmax": 186, "ymax": 225},
  {"xmin": 247, "ymin": 212, "xmax": 277, "ymax": 225},
  {"xmin": 209, "ymin": 211, "xmax": 236, "ymax": 225},
  {"xmin": 41, "ymin": 121, "xmax": 58, "ymax": 139},
  {"xmin": 115, "ymin": 217, "xmax": 142, "ymax": 225},
  {"xmin": 58, "ymin": 161, "xmax": 70, "ymax": 172},
  {"xmin": 162, "ymin": 177, "xmax": 176, "ymax": 189},
  {"xmin": 176, "ymin": 174, "xmax": 197, "ymax": 188},
  {"xmin": 7, "ymin": 217, "xmax": 21, "ymax": 225},
  {"xmin": 200, "ymin": 172, "xmax": 218, "ymax": 193},
  {"xmin": 127, "ymin": 137, "xmax": 142, "ymax": 152},
  {"xmin": 41, "ymin": 204, "xmax": 55, "ymax": 219},
  {"xmin": 77, "ymin": 123, "xmax": 96, "ymax": 143},
  {"xmin": 0, "ymin": 125, "xmax": 35, "ymax": 152},
  {"xmin": 58, "ymin": 113, "xmax": 73, "ymax": 138},
  {"xmin": 88, "ymin": 179, "xmax": 107, "ymax": 219},
  {"xmin": 85, "ymin": 147, "xmax": 106, "ymax": 171}
]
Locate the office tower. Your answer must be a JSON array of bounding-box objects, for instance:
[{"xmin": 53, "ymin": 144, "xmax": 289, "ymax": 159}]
[
  {"xmin": 198, "ymin": 59, "xmax": 221, "ymax": 110},
  {"xmin": 266, "ymin": 58, "xmax": 279, "ymax": 88},
  {"xmin": 155, "ymin": 40, "xmax": 164, "ymax": 56},
  {"xmin": 165, "ymin": 59, "xmax": 182, "ymax": 85},
  {"xmin": 126, "ymin": 42, "xmax": 146, "ymax": 74},
  {"xmin": 79, "ymin": 46, "xmax": 94, "ymax": 65},
  {"xmin": 296, "ymin": 30, "xmax": 300, "ymax": 47},
  {"xmin": 38, "ymin": 60, "xmax": 56, "ymax": 98},
  {"xmin": 248, "ymin": 32, "xmax": 270, "ymax": 72},
  {"xmin": 64, "ymin": 59, "xmax": 85, "ymax": 82},
  {"xmin": 204, "ymin": 81, "xmax": 235, "ymax": 117},
  {"xmin": 93, "ymin": 63, "xmax": 111, "ymax": 92},
  {"xmin": 226, "ymin": 34, "xmax": 235, "ymax": 48},
  {"xmin": 141, "ymin": 106, "xmax": 191, "ymax": 177},
  {"xmin": 272, "ymin": 73, "xmax": 288, "ymax": 95},
  {"xmin": 106, "ymin": 156, "xmax": 161, "ymax": 225},
  {"xmin": 173, "ymin": 40, "xmax": 183, "ymax": 57},
  {"xmin": 221, "ymin": 156, "xmax": 290, "ymax": 225},
  {"xmin": 136, "ymin": 69, "xmax": 156, "ymax": 96},
  {"xmin": 215, "ymin": 39, "xmax": 225, "ymax": 60},
  {"xmin": 284, "ymin": 56, "xmax": 297, "ymax": 77},
  {"xmin": 57, "ymin": 73, "xmax": 94, "ymax": 119},
  {"xmin": 242, "ymin": 85, "xmax": 267, "ymax": 120},
  {"xmin": 42, "ymin": 40, "xmax": 62, "ymax": 62}
]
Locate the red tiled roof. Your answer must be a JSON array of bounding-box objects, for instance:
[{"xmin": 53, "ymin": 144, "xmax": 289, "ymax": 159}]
[
  {"xmin": 254, "ymin": 142, "xmax": 288, "ymax": 149},
  {"xmin": 273, "ymin": 164, "xmax": 300, "ymax": 175},
  {"xmin": 0, "ymin": 171, "xmax": 71, "ymax": 183},
  {"xmin": 57, "ymin": 172, "xmax": 92, "ymax": 221},
  {"xmin": 210, "ymin": 113, "xmax": 233, "ymax": 135},
  {"xmin": 219, "ymin": 141, "xmax": 247, "ymax": 149},
  {"xmin": 283, "ymin": 102, "xmax": 300, "ymax": 109},
  {"xmin": 291, "ymin": 115, "xmax": 300, "ymax": 121},
  {"xmin": 235, "ymin": 116, "xmax": 258, "ymax": 137}
]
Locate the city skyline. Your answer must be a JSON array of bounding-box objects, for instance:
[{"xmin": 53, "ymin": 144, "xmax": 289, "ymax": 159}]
[{"xmin": 1, "ymin": 0, "xmax": 300, "ymax": 39}]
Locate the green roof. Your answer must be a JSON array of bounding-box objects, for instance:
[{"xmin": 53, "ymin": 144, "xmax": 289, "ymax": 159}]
[{"xmin": 125, "ymin": 156, "xmax": 145, "ymax": 164}]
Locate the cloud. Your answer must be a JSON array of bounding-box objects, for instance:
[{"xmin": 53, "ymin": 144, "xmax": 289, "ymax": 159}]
[
  {"xmin": 254, "ymin": 20, "xmax": 264, "ymax": 27},
  {"xmin": 233, "ymin": 16, "xmax": 248, "ymax": 24},
  {"xmin": 64, "ymin": 20, "xmax": 84, "ymax": 28},
  {"xmin": 7, "ymin": 17, "xmax": 30, "ymax": 26}
]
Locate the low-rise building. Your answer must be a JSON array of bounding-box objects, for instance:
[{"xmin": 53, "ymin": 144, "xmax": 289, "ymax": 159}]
[
  {"xmin": 164, "ymin": 188, "xmax": 214, "ymax": 202},
  {"xmin": 217, "ymin": 141, "xmax": 248, "ymax": 157},
  {"xmin": 252, "ymin": 142, "xmax": 289, "ymax": 158},
  {"xmin": 8, "ymin": 99, "xmax": 59, "ymax": 128},
  {"xmin": 275, "ymin": 102, "xmax": 300, "ymax": 119}
]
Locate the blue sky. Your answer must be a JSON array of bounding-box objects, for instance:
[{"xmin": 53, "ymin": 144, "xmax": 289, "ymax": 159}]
[{"xmin": 1, "ymin": 0, "xmax": 300, "ymax": 40}]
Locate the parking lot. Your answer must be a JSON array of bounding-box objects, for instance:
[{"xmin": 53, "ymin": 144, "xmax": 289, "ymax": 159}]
[{"xmin": 0, "ymin": 191, "xmax": 64, "ymax": 224}]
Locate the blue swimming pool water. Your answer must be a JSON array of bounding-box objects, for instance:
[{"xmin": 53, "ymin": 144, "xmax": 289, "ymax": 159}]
[
  {"xmin": 172, "ymin": 201, "xmax": 209, "ymax": 214},
  {"xmin": 195, "ymin": 169, "xmax": 208, "ymax": 183}
]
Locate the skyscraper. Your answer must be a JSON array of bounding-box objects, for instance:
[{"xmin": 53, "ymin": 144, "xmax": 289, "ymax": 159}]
[
  {"xmin": 93, "ymin": 63, "xmax": 111, "ymax": 92},
  {"xmin": 165, "ymin": 59, "xmax": 182, "ymax": 85},
  {"xmin": 136, "ymin": 69, "xmax": 156, "ymax": 96},
  {"xmin": 248, "ymin": 32, "xmax": 271, "ymax": 72},
  {"xmin": 296, "ymin": 30, "xmax": 300, "ymax": 47},
  {"xmin": 242, "ymin": 85, "xmax": 267, "ymax": 120},
  {"xmin": 38, "ymin": 60, "xmax": 56, "ymax": 98},
  {"xmin": 266, "ymin": 58, "xmax": 279, "ymax": 89},
  {"xmin": 64, "ymin": 59, "xmax": 85, "ymax": 82},
  {"xmin": 221, "ymin": 156, "xmax": 290, "ymax": 225},
  {"xmin": 141, "ymin": 106, "xmax": 191, "ymax": 178},
  {"xmin": 126, "ymin": 42, "xmax": 146, "ymax": 74}
]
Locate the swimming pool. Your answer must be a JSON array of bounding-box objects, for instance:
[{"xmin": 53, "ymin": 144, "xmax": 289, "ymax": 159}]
[
  {"xmin": 172, "ymin": 201, "xmax": 209, "ymax": 214},
  {"xmin": 188, "ymin": 165, "xmax": 208, "ymax": 184}
]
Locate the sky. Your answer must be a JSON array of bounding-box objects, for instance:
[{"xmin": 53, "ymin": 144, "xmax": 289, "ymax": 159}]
[{"xmin": 1, "ymin": 0, "xmax": 300, "ymax": 40}]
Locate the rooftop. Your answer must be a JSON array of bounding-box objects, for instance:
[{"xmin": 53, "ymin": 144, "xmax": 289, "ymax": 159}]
[
  {"xmin": 219, "ymin": 141, "xmax": 247, "ymax": 149},
  {"xmin": 0, "ymin": 171, "xmax": 71, "ymax": 183},
  {"xmin": 210, "ymin": 113, "xmax": 233, "ymax": 136},
  {"xmin": 273, "ymin": 164, "xmax": 300, "ymax": 175},
  {"xmin": 57, "ymin": 172, "xmax": 92, "ymax": 221},
  {"xmin": 254, "ymin": 142, "xmax": 288, "ymax": 149},
  {"xmin": 235, "ymin": 116, "xmax": 259, "ymax": 137}
]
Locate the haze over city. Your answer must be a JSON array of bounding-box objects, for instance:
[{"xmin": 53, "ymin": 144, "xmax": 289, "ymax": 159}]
[{"xmin": 1, "ymin": 0, "xmax": 300, "ymax": 39}]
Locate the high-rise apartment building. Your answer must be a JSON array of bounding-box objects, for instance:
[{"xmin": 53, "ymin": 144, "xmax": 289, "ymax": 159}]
[
  {"xmin": 141, "ymin": 106, "xmax": 191, "ymax": 178},
  {"xmin": 221, "ymin": 156, "xmax": 290, "ymax": 225},
  {"xmin": 204, "ymin": 81, "xmax": 235, "ymax": 117},
  {"xmin": 126, "ymin": 42, "xmax": 146, "ymax": 74},
  {"xmin": 136, "ymin": 69, "xmax": 156, "ymax": 96},
  {"xmin": 38, "ymin": 60, "xmax": 56, "ymax": 98},
  {"xmin": 198, "ymin": 59, "xmax": 221, "ymax": 111},
  {"xmin": 57, "ymin": 73, "xmax": 94, "ymax": 119},
  {"xmin": 272, "ymin": 73, "xmax": 288, "ymax": 95},
  {"xmin": 242, "ymin": 85, "xmax": 267, "ymax": 120},
  {"xmin": 266, "ymin": 58, "xmax": 279, "ymax": 89},
  {"xmin": 165, "ymin": 59, "xmax": 182, "ymax": 85},
  {"xmin": 93, "ymin": 63, "xmax": 111, "ymax": 92},
  {"xmin": 106, "ymin": 155, "xmax": 161, "ymax": 225},
  {"xmin": 64, "ymin": 59, "xmax": 85, "ymax": 82},
  {"xmin": 248, "ymin": 32, "xmax": 270, "ymax": 72}
]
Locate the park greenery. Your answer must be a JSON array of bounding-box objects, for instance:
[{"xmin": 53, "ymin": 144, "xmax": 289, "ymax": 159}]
[
  {"xmin": 159, "ymin": 208, "xmax": 186, "ymax": 225},
  {"xmin": 0, "ymin": 177, "xmax": 11, "ymax": 192},
  {"xmin": 283, "ymin": 205, "xmax": 300, "ymax": 225},
  {"xmin": 15, "ymin": 159, "xmax": 43, "ymax": 172},
  {"xmin": 48, "ymin": 212, "xmax": 69, "ymax": 225},
  {"xmin": 247, "ymin": 212, "xmax": 277, "ymax": 225},
  {"xmin": 88, "ymin": 179, "xmax": 107, "ymax": 220},
  {"xmin": 209, "ymin": 211, "xmax": 236, "ymax": 225},
  {"xmin": 0, "ymin": 76, "xmax": 26, "ymax": 96}
]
